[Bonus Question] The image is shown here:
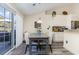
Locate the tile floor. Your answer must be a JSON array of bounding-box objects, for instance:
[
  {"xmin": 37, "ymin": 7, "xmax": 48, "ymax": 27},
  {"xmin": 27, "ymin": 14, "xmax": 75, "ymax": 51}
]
[{"xmin": 8, "ymin": 43, "xmax": 73, "ymax": 55}]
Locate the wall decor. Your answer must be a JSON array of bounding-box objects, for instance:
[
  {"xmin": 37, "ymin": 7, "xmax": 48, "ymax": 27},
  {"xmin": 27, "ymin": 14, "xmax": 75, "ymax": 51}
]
[
  {"xmin": 62, "ymin": 11, "xmax": 68, "ymax": 15},
  {"xmin": 71, "ymin": 21, "xmax": 79, "ymax": 29},
  {"xmin": 34, "ymin": 21, "xmax": 41, "ymax": 29},
  {"xmin": 34, "ymin": 21, "xmax": 37, "ymax": 28},
  {"xmin": 52, "ymin": 11, "xmax": 56, "ymax": 17},
  {"xmin": 52, "ymin": 26, "xmax": 65, "ymax": 32}
]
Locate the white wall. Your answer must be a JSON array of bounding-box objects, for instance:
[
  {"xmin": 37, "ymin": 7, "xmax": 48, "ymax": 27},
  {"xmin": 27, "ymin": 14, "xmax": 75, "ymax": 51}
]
[
  {"xmin": 63, "ymin": 4, "xmax": 79, "ymax": 55},
  {"xmin": 24, "ymin": 12, "xmax": 55, "ymax": 43},
  {"xmin": 64, "ymin": 31, "xmax": 79, "ymax": 54},
  {"xmin": 52, "ymin": 15, "xmax": 68, "ymax": 42},
  {"xmin": 23, "ymin": 6, "xmax": 74, "ymax": 42},
  {"xmin": 24, "ymin": 12, "xmax": 53, "ymax": 33},
  {"xmin": 15, "ymin": 14, "xmax": 23, "ymax": 47},
  {"xmin": 24, "ymin": 5, "xmax": 74, "ymax": 32}
]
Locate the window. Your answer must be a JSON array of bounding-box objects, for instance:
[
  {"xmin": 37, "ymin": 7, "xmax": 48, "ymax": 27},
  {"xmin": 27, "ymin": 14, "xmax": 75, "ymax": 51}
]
[
  {"xmin": 0, "ymin": 7, "xmax": 5, "ymax": 54},
  {"xmin": 0, "ymin": 6, "xmax": 16, "ymax": 54},
  {"xmin": 0, "ymin": 7, "xmax": 4, "ymax": 17}
]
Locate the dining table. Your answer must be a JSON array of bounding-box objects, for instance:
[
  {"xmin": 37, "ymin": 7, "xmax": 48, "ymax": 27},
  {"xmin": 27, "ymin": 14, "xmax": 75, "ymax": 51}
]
[{"xmin": 29, "ymin": 33, "xmax": 49, "ymax": 55}]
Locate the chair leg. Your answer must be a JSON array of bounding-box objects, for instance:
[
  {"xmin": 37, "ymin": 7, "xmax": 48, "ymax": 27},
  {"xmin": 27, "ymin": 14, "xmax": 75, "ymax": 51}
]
[
  {"xmin": 25, "ymin": 45, "xmax": 28, "ymax": 54},
  {"xmin": 49, "ymin": 45, "xmax": 52, "ymax": 53}
]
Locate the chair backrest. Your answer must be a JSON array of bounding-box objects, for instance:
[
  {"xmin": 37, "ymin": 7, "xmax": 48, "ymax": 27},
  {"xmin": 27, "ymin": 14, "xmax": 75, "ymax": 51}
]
[{"xmin": 24, "ymin": 32, "xmax": 29, "ymax": 44}]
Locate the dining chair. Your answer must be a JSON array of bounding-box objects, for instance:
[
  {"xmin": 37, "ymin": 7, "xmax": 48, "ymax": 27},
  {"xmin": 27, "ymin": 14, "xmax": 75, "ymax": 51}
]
[
  {"xmin": 24, "ymin": 31, "xmax": 29, "ymax": 54},
  {"xmin": 24, "ymin": 32, "xmax": 38, "ymax": 54},
  {"xmin": 38, "ymin": 32, "xmax": 54, "ymax": 53},
  {"xmin": 48, "ymin": 33, "xmax": 55, "ymax": 53}
]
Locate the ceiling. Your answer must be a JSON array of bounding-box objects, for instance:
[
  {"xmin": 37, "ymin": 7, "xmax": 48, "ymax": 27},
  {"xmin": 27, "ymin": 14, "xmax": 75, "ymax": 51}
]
[{"xmin": 11, "ymin": 3, "xmax": 74, "ymax": 16}]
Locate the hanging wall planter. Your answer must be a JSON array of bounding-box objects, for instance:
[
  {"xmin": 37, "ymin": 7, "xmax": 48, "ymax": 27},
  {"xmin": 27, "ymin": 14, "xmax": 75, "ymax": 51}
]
[
  {"xmin": 52, "ymin": 11, "xmax": 56, "ymax": 17},
  {"xmin": 62, "ymin": 11, "xmax": 68, "ymax": 15}
]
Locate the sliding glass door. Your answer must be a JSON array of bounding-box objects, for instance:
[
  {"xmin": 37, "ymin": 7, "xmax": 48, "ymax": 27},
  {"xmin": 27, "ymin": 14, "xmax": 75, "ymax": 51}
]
[
  {"xmin": 14, "ymin": 14, "xmax": 16, "ymax": 46},
  {"xmin": 0, "ymin": 6, "xmax": 5, "ymax": 54},
  {"xmin": 4, "ymin": 9, "xmax": 12, "ymax": 52},
  {"xmin": 0, "ymin": 6, "xmax": 15, "ymax": 54}
]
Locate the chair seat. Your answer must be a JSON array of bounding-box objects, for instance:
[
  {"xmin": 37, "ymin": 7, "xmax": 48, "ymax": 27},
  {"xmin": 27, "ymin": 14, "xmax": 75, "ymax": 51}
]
[{"xmin": 25, "ymin": 44, "xmax": 53, "ymax": 54}]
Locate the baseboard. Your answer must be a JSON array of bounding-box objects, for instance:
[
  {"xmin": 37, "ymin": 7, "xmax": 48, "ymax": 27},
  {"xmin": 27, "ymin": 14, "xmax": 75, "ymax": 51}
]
[
  {"xmin": 53, "ymin": 41, "xmax": 63, "ymax": 43},
  {"xmin": 4, "ymin": 46, "xmax": 16, "ymax": 55},
  {"xmin": 63, "ymin": 46, "xmax": 75, "ymax": 55}
]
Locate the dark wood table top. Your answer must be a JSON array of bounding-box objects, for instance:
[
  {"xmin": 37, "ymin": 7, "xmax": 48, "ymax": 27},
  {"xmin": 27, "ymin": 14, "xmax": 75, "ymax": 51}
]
[{"xmin": 29, "ymin": 33, "xmax": 49, "ymax": 39}]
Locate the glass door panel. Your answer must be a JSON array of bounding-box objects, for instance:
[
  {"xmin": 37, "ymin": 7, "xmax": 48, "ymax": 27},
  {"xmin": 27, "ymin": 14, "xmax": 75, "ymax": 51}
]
[
  {"xmin": 0, "ymin": 7, "xmax": 4, "ymax": 17},
  {"xmin": 9, "ymin": 13, "xmax": 13, "ymax": 48},
  {"xmin": 0, "ymin": 16, "xmax": 5, "ymax": 54},
  {"xmin": 0, "ymin": 6, "xmax": 15, "ymax": 54},
  {"xmin": 4, "ymin": 10, "xmax": 12, "ymax": 52},
  {"xmin": 13, "ymin": 14, "xmax": 16, "ymax": 45}
]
